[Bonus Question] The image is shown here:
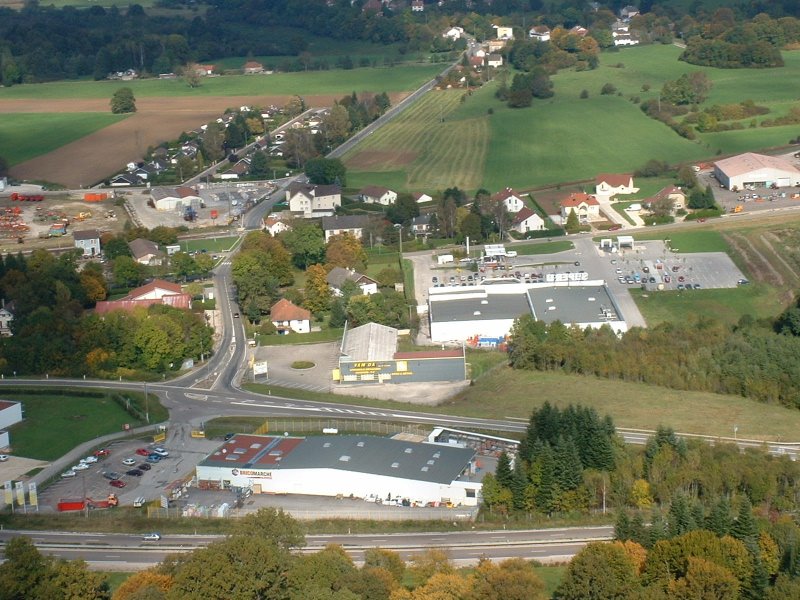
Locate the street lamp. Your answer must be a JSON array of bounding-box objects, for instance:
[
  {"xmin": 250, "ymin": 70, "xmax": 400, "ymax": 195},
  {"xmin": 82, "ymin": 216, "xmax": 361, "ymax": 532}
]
[
  {"xmin": 143, "ymin": 381, "xmax": 150, "ymax": 424},
  {"xmin": 394, "ymin": 223, "xmax": 403, "ymax": 255}
]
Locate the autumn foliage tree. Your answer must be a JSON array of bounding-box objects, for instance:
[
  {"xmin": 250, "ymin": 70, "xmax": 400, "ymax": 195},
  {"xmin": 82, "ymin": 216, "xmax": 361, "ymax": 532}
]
[{"xmin": 325, "ymin": 233, "xmax": 367, "ymax": 272}]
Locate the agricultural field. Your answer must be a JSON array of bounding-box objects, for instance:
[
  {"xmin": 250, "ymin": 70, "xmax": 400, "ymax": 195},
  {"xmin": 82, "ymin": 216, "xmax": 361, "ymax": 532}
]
[
  {"xmin": 344, "ymin": 45, "xmax": 800, "ymax": 194},
  {"xmin": 0, "ymin": 113, "xmax": 127, "ymax": 166}
]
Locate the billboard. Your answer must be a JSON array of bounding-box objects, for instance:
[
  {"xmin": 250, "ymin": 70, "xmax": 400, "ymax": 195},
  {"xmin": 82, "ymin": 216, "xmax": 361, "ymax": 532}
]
[
  {"xmin": 3, "ymin": 480, "xmax": 11, "ymax": 507},
  {"xmin": 28, "ymin": 482, "xmax": 38, "ymax": 507},
  {"xmin": 253, "ymin": 361, "xmax": 269, "ymax": 376}
]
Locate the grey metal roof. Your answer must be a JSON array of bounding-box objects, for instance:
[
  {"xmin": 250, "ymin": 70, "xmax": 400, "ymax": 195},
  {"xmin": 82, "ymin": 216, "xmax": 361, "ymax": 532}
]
[
  {"xmin": 279, "ymin": 435, "xmax": 476, "ymax": 484},
  {"xmin": 430, "ymin": 291, "xmax": 532, "ymax": 323},
  {"xmin": 73, "ymin": 229, "xmax": 100, "ymax": 241},
  {"xmin": 341, "ymin": 322, "xmax": 397, "ymax": 361},
  {"xmin": 322, "ymin": 215, "xmax": 370, "ymax": 231},
  {"xmin": 527, "ymin": 285, "xmax": 622, "ymax": 324}
]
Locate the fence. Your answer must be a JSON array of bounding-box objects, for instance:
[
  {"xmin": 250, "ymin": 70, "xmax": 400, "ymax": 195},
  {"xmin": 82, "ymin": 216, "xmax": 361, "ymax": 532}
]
[{"xmin": 254, "ymin": 419, "xmax": 430, "ymax": 438}]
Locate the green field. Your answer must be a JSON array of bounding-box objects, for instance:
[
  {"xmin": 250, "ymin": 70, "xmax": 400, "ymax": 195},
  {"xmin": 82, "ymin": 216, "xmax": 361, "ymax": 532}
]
[
  {"xmin": 0, "ymin": 65, "xmax": 443, "ymax": 100},
  {"xmin": 6, "ymin": 392, "xmax": 146, "ymax": 460},
  {"xmin": 629, "ymin": 229, "xmax": 730, "ymax": 252},
  {"xmin": 513, "ymin": 240, "xmax": 574, "ymax": 255},
  {"xmin": 0, "ymin": 113, "xmax": 127, "ymax": 166},
  {"xmin": 344, "ymin": 46, "xmax": 800, "ymax": 193}
]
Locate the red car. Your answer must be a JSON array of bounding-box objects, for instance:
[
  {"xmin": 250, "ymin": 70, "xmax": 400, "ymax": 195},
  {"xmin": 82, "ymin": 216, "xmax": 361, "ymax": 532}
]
[
  {"xmin": 93, "ymin": 449, "xmax": 110, "ymax": 457},
  {"xmin": 109, "ymin": 479, "xmax": 126, "ymax": 488},
  {"xmin": 608, "ymin": 224, "xmax": 622, "ymax": 231},
  {"xmin": 135, "ymin": 448, "xmax": 151, "ymax": 456}
]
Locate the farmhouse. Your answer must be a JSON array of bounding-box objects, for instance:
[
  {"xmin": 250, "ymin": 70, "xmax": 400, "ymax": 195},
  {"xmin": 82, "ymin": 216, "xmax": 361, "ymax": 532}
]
[
  {"xmin": 492, "ymin": 188, "xmax": 525, "ymax": 213},
  {"xmin": 428, "ymin": 280, "xmax": 627, "ymax": 344},
  {"xmin": 327, "ymin": 267, "xmax": 379, "ymax": 296},
  {"xmin": 73, "ymin": 229, "xmax": 101, "ymax": 257},
  {"xmin": 411, "ymin": 214, "xmax": 432, "ymax": 236},
  {"xmin": 322, "ymin": 215, "xmax": 369, "ymax": 242},
  {"xmin": 359, "ymin": 185, "xmax": 397, "ymax": 206},
  {"xmin": 651, "ymin": 186, "xmax": 686, "ymax": 212},
  {"xmin": 196, "ymin": 433, "xmax": 480, "ymax": 506},
  {"xmin": 286, "ymin": 183, "xmax": 342, "ymax": 218},
  {"xmin": 529, "ymin": 25, "xmax": 551, "ymax": 41},
  {"xmin": 270, "ymin": 298, "xmax": 311, "ymax": 334},
  {"xmin": 95, "ymin": 279, "xmax": 191, "ymax": 314},
  {"xmin": 595, "ymin": 174, "xmax": 639, "ymax": 198},
  {"xmin": 195, "ymin": 64, "xmax": 215, "ymax": 76},
  {"xmin": 336, "ymin": 322, "xmax": 467, "ymax": 385},
  {"xmin": 714, "ymin": 152, "xmax": 800, "ymax": 191},
  {"xmin": 512, "ymin": 207, "xmax": 545, "ymax": 234},
  {"xmin": 264, "ymin": 214, "xmax": 291, "ymax": 236},
  {"xmin": 560, "ymin": 193, "xmax": 601, "ymax": 221},
  {"xmin": 243, "ymin": 61, "xmax": 264, "ymax": 74},
  {"xmin": 128, "ymin": 238, "xmax": 164, "ymax": 265}
]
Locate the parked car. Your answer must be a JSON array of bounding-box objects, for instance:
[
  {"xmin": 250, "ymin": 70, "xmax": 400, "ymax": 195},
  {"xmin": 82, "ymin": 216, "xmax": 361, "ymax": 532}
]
[
  {"xmin": 143, "ymin": 533, "xmax": 161, "ymax": 541},
  {"xmin": 137, "ymin": 463, "xmax": 152, "ymax": 471},
  {"xmin": 61, "ymin": 470, "xmax": 76, "ymax": 478},
  {"xmin": 126, "ymin": 469, "xmax": 143, "ymax": 477},
  {"xmin": 72, "ymin": 462, "xmax": 89, "ymax": 471},
  {"xmin": 677, "ymin": 284, "xmax": 685, "ymax": 290},
  {"xmin": 82, "ymin": 455, "xmax": 98, "ymax": 464},
  {"xmin": 694, "ymin": 283, "xmax": 702, "ymax": 289},
  {"xmin": 109, "ymin": 479, "xmax": 126, "ymax": 488},
  {"xmin": 122, "ymin": 458, "xmax": 137, "ymax": 466},
  {"xmin": 135, "ymin": 448, "xmax": 151, "ymax": 456},
  {"xmin": 0, "ymin": 454, "xmax": 9, "ymax": 462},
  {"xmin": 146, "ymin": 454, "xmax": 161, "ymax": 463},
  {"xmin": 152, "ymin": 447, "xmax": 169, "ymax": 457},
  {"xmin": 233, "ymin": 312, "xmax": 240, "ymax": 318},
  {"xmin": 737, "ymin": 278, "xmax": 750, "ymax": 285},
  {"xmin": 93, "ymin": 449, "xmax": 110, "ymax": 457},
  {"xmin": 102, "ymin": 471, "xmax": 121, "ymax": 480}
]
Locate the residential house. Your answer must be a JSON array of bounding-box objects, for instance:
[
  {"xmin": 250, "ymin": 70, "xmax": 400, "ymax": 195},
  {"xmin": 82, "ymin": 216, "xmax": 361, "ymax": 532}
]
[
  {"xmin": 486, "ymin": 54, "xmax": 503, "ymax": 68},
  {"xmin": 286, "ymin": 183, "xmax": 342, "ymax": 218},
  {"xmin": 614, "ymin": 33, "xmax": 639, "ymax": 46},
  {"xmin": 151, "ymin": 186, "xmax": 202, "ymax": 211},
  {"xmin": 95, "ymin": 279, "xmax": 191, "ymax": 315},
  {"xmin": 492, "ymin": 188, "xmax": 525, "ymax": 213},
  {"xmin": 595, "ymin": 174, "xmax": 639, "ymax": 198},
  {"xmin": 73, "ymin": 229, "xmax": 101, "ymax": 257},
  {"xmin": 195, "ymin": 64, "xmax": 215, "ymax": 76},
  {"xmin": 0, "ymin": 301, "xmax": 13, "ymax": 336},
  {"xmin": 243, "ymin": 61, "xmax": 264, "ymax": 74},
  {"xmin": 512, "ymin": 207, "xmax": 545, "ymax": 234},
  {"xmin": 411, "ymin": 0, "xmax": 424, "ymax": 11},
  {"xmin": 411, "ymin": 214, "xmax": 432, "ymax": 236},
  {"xmin": 264, "ymin": 214, "xmax": 292, "ymax": 236},
  {"xmin": 570, "ymin": 25, "xmax": 589, "ymax": 37},
  {"xmin": 327, "ymin": 267, "xmax": 379, "ymax": 296},
  {"xmin": 560, "ymin": 193, "xmax": 601, "ymax": 221},
  {"xmin": 413, "ymin": 192, "xmax": 433, "ymax": 204},
  {"xmin": 486, "ymin": 39, "xmax": 507, "ymax": 52},
  {"xmin": 270, "ymin": 298, "xmax": 311, "ymax": 334},
  {"xmin": 129, "ymin": 238, "xmax": 164, "ymax": 265},
  {"xmin": 359, "ymin": 185, "xmax": 397, "ymax": 206},
  {"xmin": 529, "ymin": 25, "xmax": 551, "ymax": 41},
  {"xmin": 443, "ymin": 26, "xmax": 464, "ymax": 40},
  {"xmin": 651, "ymin": 186, "xmax": 686, "ymax": 212},
  {"xmin": 109, "ymin": 173, "xmax": 141, "ymax": 187},
  {"xmin": 621, "ymin": 5, "xmax": 639, "ymax": 20},
  {"xmin": 493, "ymin": 25, "xmax": 514, "ymax": 40},
  {"xmin": 219, "ymin": 158, "xmax": 251, "ymax": 180},
  {"xmin": 322, "ymin": 215, "xmax": 370, "ymax": 242}
]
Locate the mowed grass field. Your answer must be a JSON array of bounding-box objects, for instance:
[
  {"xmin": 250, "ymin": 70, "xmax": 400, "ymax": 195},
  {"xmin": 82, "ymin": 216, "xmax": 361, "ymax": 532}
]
[
  {"xmin": 344, "ymin": 45, "xmax": 800, "ymax": 193},
  {"xmin": 0, "ymin": 64, "xmax": 443, "ymax": 100},
  {"xmin": 0, "ymin": 113, "xmax": 128, "ymax": 166},
  {"xmin": 345, "ymin": 89, "xmax": 489, "ymax": 191}
]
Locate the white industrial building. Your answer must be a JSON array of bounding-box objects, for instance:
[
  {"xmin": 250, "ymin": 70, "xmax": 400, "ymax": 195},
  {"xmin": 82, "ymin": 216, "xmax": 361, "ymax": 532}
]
[
  {"xmin": 0, "ymin": 400, "xmax": 23, "ymax": 451},
  {"xmin": 714, "ymin": 152, "xmax": 800, "ymax": 191},
  {"xmin": 196, "ymin": 434, "xmax": 481, "ymax": 506},
  {"xmin": 428, "ymin": 279, "xmax": 627, "ymax": 343}
]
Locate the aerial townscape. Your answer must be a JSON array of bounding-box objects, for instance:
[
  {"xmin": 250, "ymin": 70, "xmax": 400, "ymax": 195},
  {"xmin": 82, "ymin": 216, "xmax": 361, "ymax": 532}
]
[{"xmin": 3, "ymin": 0, "xmax": 800, "ymax": 598}]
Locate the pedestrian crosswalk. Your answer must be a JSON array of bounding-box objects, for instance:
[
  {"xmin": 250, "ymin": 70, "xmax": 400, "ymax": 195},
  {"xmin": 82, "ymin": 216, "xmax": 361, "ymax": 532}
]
[{"xmin": 263, "ymin": 377, "xmax": 330, "ymax": 393}]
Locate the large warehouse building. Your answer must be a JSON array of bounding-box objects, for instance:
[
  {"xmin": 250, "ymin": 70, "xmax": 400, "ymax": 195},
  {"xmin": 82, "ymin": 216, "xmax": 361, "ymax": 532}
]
[
  {"xmin": 334, "ymin": 322, "xmax": 466, "ymax": 384},
  {"xmin": 714, "ymin": 152, "xmax": 800, "ymax": 191},
  {"xmin": 428, "ymin": 279, "xmax": 627, "ymax": 343},
  {"xmin": 196, "ymin": 434, "xmax": 481, "ymax": 506}
]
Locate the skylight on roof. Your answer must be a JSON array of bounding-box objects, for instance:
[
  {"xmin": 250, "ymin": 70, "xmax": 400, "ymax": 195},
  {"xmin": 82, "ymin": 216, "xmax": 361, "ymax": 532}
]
[
  {"xmin": 250, "ymin": 444, "xmax": 262, "ymax": 449},
  {"xmin": 339, "ymin": 455, "xmax": 351, "ymax": 462},
  {"xmin": 391, "ymin": 462, "xmax": 400, "ymax": 468},
  {"xmin": 404, "ymin": 448, "xmax": 413, "ymax": 454}
]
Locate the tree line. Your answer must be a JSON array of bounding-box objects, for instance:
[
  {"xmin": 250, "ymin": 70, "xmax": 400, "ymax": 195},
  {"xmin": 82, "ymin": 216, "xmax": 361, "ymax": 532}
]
[{"xmin": 0, "ymin": 507, "xmax": 550, "ymax": 600}]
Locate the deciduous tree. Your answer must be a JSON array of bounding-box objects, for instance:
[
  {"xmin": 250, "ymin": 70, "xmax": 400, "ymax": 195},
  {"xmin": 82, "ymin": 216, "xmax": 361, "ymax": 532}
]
[{"xmin": 110, "ymin": 87, "xmax": 136, "ymax": 113}]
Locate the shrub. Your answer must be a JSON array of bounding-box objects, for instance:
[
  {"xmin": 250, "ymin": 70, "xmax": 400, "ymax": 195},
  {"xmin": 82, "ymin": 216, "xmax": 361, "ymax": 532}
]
[
  {"xmin": 580, "ymin": 89, "xmax": 589, "ymax": 99},
  {"xmin": 601, "ymin": 83, "xmax": 617, "ymax": 95}
]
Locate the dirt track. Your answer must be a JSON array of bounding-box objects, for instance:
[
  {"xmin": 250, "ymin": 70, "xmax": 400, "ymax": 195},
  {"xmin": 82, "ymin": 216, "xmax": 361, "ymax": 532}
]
[{"xmin": 4, "ymin": 93, "xmax": 406, "ymax": 188}]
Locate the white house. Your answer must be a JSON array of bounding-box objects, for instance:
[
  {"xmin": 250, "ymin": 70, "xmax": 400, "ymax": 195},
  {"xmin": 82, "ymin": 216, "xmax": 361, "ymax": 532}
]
[
  {"xmin": 492, "ymin": 188, "xmax": 525, "ymax": 213},
  {"xmin": 485, "ymin": 54, "xmax": 503, "ymax": 68},
  {"xmin": 493, "ymin": 25, "xmax": 514, "ymax": 40},
  {"xmin": 411, "ymin": 0, "xmax": 424, "ymax": 11},
  {"xmin": 529, "ymin": 25, "xmax": 551, "ymax": 41},
  {"xmin": 327, "ymin": 267, "xmax": 379, "ymax": 296},
  {"xmin": 286, "ymin": 183, "xmax": 342, "ymax": 218},
  {"xmin": 560, "ymin": 193, "xmax": 601, "ymax": 221},
  {"xmin": 359, "ymin": 185, "xmax": 398, "ymax": 206},
  {"xmin": 0, "ymin": 302, "xmax": 13, "ymax": 337},
  {"xmin": 621, "ymin": 5, "xmax": 639, "ymax": 20},
  {"xmin": 614, "ymin": 34, "xmax": 639, "ymax": 46},
  {"xmin": 443, "ymin": 26, "xmax": 464, "ymax": 40},
  {"xmin": 595, "ymin": 174, "xmax": 639, "ymax": 199},
  {"xmin": 128, "ymin": 238, "xmax": 164, "ymax": 265},
  {"xmin": 73, "ymin": 229, "xmax": 101, "ymax": 257},
  {"xmin": 264, "ymin": 215, "xmax": 292, "ymax": 236},
  {"xmin": 413, "ymin": 192, "xmax": 433, "ymax": 204},
  {"xmin": 512, "ymin": 207, "xmax": 545, "ymax": 234},
  {"xmin": 411, "ymin": 214, "xmax": 432, "ymax": 236},
  {"xmin": 270, "ymin": 298, "xmax": 311, "ymax": 334},
  {"xmin": 322, "ymin": 215, "xmax": 369, "ymax": 243}
]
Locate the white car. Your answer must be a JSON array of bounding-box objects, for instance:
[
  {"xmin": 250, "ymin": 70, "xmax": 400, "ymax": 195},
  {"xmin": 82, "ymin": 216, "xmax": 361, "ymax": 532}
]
[
  {"xmin": 152, "ymin": 447, "xmax": 169, "ymax": 457},
  {"xmin": 0, "ymin": 454, "xmax": 8, "ymax": 462},
  {"xmin": 142, "ymin": 533, "xmax": 161, "ymax": 541},
  {"xmin": 61, "ymin": 470, "xmax": 77, "ymax": 478},
  {"xmin": 72, "ymin": 462, "xmax": 89, "ymax": 471},
  {"xmin": 82, "ymin": 456, "xmax": 98, "ymax": 464},
  {"xmin": 122, "ymin": 458, "xmax": 137, "ymax": 466}
]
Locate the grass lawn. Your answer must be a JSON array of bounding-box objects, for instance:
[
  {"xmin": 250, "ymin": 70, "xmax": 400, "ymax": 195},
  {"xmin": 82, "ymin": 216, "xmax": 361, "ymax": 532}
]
[
  {"xmin": 535, "ymin": 565, "xmax": 566, "ymax": 598},
  {"xmin": 6, "ymin": 392, "xmax": 146, "ymax": 460},
  {"xmin": 513, "ymin": 240, "xmax": 574, "ymax": 255},
  {"xmin": 612, "ymin": 202, "xmax": 637, "ymax": 225},
  {"xmin": 102, "ymin": 572, "xmax": 134, "ymax": 595},
  {"xmin": 0, "ymin": 113, "xmax": 127, "ymax": 166},
  {"xmin": 632, "ymin": 283, "xmax": 785, "ymax": 326},
  {"xmin": 256, "ymin": 328, "xmax": 344, "ymax": 346},
  {"xmin": 0, "ymin": 65, "xmax": 443, "ymax": 100},
  {"xmin": 631, "ymin": 229, "xmax": 730, "ymax": 252},
  {"xmin": 178, "ymin": 236, "xmax": 239, "ymax": 253}
]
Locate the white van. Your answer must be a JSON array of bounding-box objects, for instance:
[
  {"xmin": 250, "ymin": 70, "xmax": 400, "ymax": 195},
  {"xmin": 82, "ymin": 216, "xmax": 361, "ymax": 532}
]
[{"xmin": 133, "ymin": 496, "xmax": 146, "ymax": 508}]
